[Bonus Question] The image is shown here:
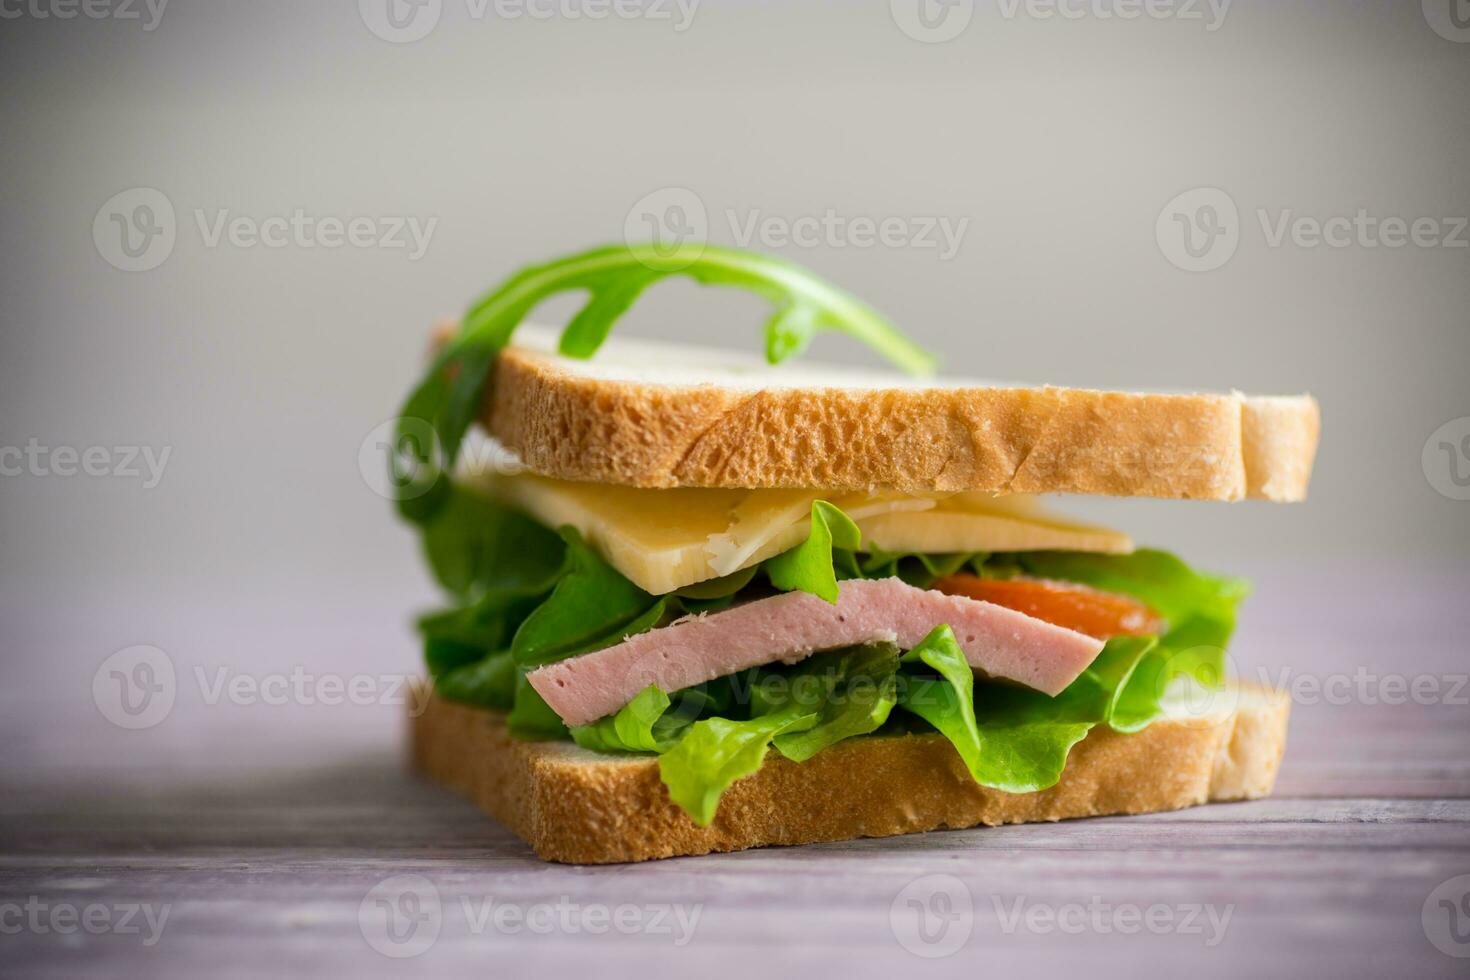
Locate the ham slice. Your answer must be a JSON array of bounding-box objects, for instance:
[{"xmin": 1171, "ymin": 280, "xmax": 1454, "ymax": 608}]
[{"xmin": 526, "ymin": 578, "xmax": 1105, "ymax": 726}]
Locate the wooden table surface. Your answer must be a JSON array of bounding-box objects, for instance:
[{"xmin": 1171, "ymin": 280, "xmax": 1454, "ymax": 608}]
[{"xmin": 3, "ymin": 563, "xmax": 1468, "ymax": 978}]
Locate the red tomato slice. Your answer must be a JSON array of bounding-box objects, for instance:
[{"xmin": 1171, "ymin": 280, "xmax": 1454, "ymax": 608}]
[{"xmin": 932, "ymin": 574, "xmax": 1164, "ymax": 639}]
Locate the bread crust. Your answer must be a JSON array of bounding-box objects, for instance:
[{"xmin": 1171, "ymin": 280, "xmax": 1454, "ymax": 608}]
[
  {"xmin": 411, "ymin": 682, "xmax": 1290, "ymax": 864},
  {"xmin": 484, "ymin": 345, "xmax": 1320, "ymax": 500}
]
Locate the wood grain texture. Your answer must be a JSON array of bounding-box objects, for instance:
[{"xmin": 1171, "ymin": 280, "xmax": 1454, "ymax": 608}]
[{"xmin": 1, "ymin": 566, "xmax": 1467, "ymax": 979}]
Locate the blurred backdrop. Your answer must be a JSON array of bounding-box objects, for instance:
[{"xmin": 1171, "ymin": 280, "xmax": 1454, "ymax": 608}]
[{"xmin": 1, "ymin": 1, "xmax": 1467, "ymax": 772}]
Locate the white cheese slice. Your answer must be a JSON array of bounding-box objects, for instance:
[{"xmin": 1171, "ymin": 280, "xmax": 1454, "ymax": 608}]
[{"xmin": 469, "ymin": 471, "xmax": 1132, "ymax": 595}]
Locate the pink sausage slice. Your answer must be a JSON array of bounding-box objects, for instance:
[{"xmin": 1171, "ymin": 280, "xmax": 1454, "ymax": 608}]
[{"xmin": 526, "ymin": 578, "xmax": 1105, "ymax": 726}]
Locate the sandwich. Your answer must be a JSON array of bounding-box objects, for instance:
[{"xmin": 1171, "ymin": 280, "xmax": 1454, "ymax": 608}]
[{"xmin": 390, "ymin": 244, "xmax": 1320, "ymax": 864}]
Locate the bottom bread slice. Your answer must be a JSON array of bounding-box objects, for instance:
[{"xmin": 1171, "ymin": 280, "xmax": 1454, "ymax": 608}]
[{"xmin": 410, "ymin": 681, "xmax": 1290, "ymax": 864}]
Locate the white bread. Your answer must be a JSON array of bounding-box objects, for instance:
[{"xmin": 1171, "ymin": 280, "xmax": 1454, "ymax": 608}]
[
  {"xmin": 411, "ymin": 680, "xmax": 1290, "ymax": 864},
  {"xmin": 475, "ymin": 328, "xmax": 1320, "ymax": 501}
]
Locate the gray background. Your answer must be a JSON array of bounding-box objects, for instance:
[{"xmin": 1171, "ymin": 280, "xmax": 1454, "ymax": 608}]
[{"xmin": 2, "ymin": 0, "xmax": 1469, "ymax": 613}]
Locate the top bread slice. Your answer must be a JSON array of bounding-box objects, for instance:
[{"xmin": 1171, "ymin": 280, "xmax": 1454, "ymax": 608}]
[{"xmin": 473, "ymin": 327, "xmax": 1320, "ymax": 501}]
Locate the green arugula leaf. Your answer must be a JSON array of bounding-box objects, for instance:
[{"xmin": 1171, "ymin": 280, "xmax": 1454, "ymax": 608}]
[
  {"xmin": 507, "ymin": 671, "xmax": 570, "ymax": 740},
  {"xmin": 435, "ymin": 650, "xmax": 517, "ymax": 710},
  {"xmin": 417, "ymin": 588, "xmax": 550, "ymax": 676},
  {"xmin": 672, "ymin": 565, "xmax": 761, "ymax": 601},
  {"xmin": 510, "ymin": 528, "xmax": 658, "ymax": 668},
  {"xmin": 393, "ymin": 244, "xmax": 936, "ymax": 525},
  {"xmin": 764, "ymin": 500, "xmax": 863, "ymax": 603},
  {"xmin": 658, "ymin": 701, "xmax": 819, "ymax": 827},
  {"xmin": 859, "ymin": 548, "xmax": 983, "ymax": 588},
  {"xmin": 420, "ymin": 484, "xmax": 566, "ymax": 599}
]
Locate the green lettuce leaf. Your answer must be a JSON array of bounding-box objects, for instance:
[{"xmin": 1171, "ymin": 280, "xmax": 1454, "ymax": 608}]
[
  {"xmin": 1107, "ymin": 643, "xmax": 1229, "ymax": 734},
  {"xmin": 1012, "ymin": 550, "xmax": 1248, "ymax": 731},
  {"xmin": 897, "ymin": 629, "xmax": 1161, "ymax": 793},
  {"xmin": 1013, "ymin": 549, "xmax": 1247, "ymax": 650},
  {"xmin": 657, "ymin": 700, "xmax": 819, "ymax": 827},
  {"xmin": 768, "ymin": 643, "xmax": 900, "ymax": 763},
  {"xmin": 764, "ymin": 500, "xmax": 863, "ymax": 603},
  {"xmin": 570, "ymin": 685, "xmax": 698, "ymax": 753}
]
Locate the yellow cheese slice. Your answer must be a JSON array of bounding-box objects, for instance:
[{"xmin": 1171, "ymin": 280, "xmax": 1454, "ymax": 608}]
[{"xmin": 471, "ymin": 471, "xmax": 1132, "ymax": 595}]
